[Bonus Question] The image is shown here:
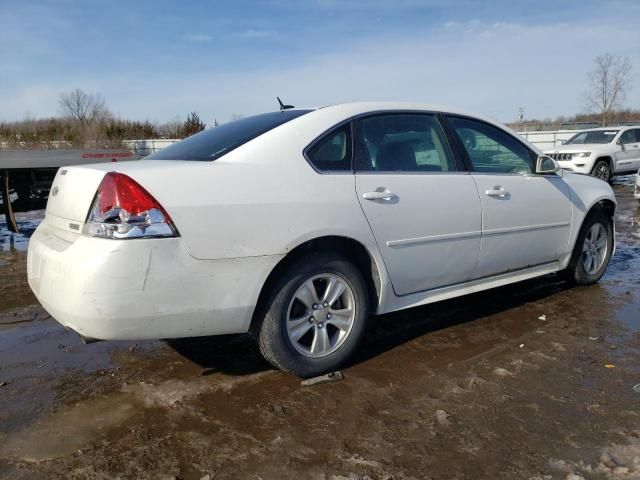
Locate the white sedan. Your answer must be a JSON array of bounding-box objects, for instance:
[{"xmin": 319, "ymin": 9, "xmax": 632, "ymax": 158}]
[{"xmin": 27, "ymin": 102, "xmax": 616, "ymax": 377}]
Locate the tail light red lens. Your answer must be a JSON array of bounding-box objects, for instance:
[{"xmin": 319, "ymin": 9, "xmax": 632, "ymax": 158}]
[{"xmin": 83, "ymin": 172, "xmax": 178, "ymax": 239}]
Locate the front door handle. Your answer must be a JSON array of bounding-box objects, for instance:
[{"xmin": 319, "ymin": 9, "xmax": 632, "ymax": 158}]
[
  {"xmin": 362, "ymin": 190, "xmax": 398, "ymax": 201},
  {"xmin": 485, "ymin": 186, "xmax": 509, "ymax": 198}
]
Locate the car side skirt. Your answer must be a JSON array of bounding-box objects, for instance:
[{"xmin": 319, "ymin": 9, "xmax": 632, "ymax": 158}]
[{"xmin": 380, "ymin": 261, "xmax": 561, "ymax": 314}]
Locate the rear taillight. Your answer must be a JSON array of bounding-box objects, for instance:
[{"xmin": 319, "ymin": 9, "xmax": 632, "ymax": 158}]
[{"xmin": 83, "ymin": 172, "xmax": 178, "ymax": 239}]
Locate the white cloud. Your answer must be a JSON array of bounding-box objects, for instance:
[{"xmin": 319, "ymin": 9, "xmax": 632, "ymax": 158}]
[
  {"xmin": 2, "ymin": 17, "xmax": 640, "ymax": 124},
  {"xmin": 109, "ymin": 19, "xmax": 640, "ymax": 123}
]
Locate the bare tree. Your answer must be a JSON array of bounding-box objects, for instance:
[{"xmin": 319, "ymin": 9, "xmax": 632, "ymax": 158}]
[
  {"xmin": 584, "ymin": 54, "xmax": 633, "ymax": 126},
  {"xmin": 58, "ymin": 88, "xmax": 110, "ymax": 124}
]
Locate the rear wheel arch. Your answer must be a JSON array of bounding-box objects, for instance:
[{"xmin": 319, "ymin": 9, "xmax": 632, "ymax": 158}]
[{"xmin": 250, "ymin": 235, "xmax": 381, "ymax": 334}]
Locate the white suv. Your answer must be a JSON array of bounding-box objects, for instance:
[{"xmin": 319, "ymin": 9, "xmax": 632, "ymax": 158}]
[{"xmin": 543, "ymin": 126, "xmax": 640, "ymax": 182}]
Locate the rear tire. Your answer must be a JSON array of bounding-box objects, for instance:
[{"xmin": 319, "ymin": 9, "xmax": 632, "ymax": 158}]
[
  {"xmin": 256, "ymin": 253, "xmax": 369, "ymax": 378},
  {"xmin": 563, "ymin": 208, "xmax": 613, "ymax": 286},
  {"xmin": 591, "ymin": 160, "xmax": 611, "ymax": 183}
]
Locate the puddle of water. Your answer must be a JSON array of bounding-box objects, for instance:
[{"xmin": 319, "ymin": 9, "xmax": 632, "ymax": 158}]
[
  {"xmin": 0, "ymin": 209, "xmax": 44, "ymax": 252},
  {"xmin": 0, "ymin": 317, "xmax": 164, "ymax": 433},
  {"xmin": 0, "ymin": 370, "xmax": 275, "ymax": 462},
  {"xmin": 611, "ymin": 174, "xmax": 637, "ymax": 186}
]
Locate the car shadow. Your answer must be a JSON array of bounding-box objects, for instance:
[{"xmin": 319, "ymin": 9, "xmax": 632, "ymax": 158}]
[
  {"xmin": 167, "ymin": 274, "xmax": 572, "ymax": 377},
  {"xmin": 349, "ymin": 274, "xmax": 571, "ymax": 369},
  {"xmin": 167, "ymin": 334, "xmax": 272, "ymax": 376}
]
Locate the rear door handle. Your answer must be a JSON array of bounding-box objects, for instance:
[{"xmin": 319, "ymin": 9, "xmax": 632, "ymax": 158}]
[
  {"xmin": 362, "ymin": 190, "xmax": 398, "ymax": 201},
  {"xmin": 485, "ymin": 186, "xmax": 509, "ymax": 198}
]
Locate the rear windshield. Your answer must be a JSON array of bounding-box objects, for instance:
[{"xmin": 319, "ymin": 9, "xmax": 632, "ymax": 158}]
[{"xmin": 147, "ymin": 109, "xmax": 312, "ymax": 161}]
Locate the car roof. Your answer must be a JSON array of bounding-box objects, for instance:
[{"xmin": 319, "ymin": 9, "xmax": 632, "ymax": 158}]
[
  {"xmin": 313, "ymin": 101, "xmax": 495, "ymax": 123},
  {"xmin": 293, "ymin": 101, "xmax": 537, "ymax": 151},
  {"xmin": 575, "ymin": 126, "xmax": 632, "ymax": 132}
]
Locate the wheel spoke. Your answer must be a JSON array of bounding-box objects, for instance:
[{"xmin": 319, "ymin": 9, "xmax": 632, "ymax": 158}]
[
  {"xmin": 296, "ymin": 280, "xmax": 319, "ymax": 309},
  {"xmin": 288, "ymin": 317, "xmax": 313, "ymax": 341},
  {"xmin": 322, "ymin": 277, "xmax": 346, "ymax": 307},
  {"xmin": 595, "ymin": 250, "xmax": 603, "ymax": 270},
  {"xmin": 327, "ymin": 308, "xmax": 353, "ymax": 331},
  {"xmin": 311, "ymin": 326, "xmax": 330, "ymax": 354},
  {"xmin": 589, "ymin": 224, "xmax": 600, "ymax": 242}
]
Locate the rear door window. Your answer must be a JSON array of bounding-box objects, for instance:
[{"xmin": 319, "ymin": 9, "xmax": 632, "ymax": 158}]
[
  {"xmin": 355, "ymin": 113, "xmax": 456, "ymax": 172},
  {"xmin": 147, "ymin": 110, "xmax": 312, "ymax": 161}
]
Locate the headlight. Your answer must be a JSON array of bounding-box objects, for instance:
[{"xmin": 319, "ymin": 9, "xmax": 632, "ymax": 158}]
[{"xmin": 573, "ymin": 152, "xmax": 591, "ymax": 158}]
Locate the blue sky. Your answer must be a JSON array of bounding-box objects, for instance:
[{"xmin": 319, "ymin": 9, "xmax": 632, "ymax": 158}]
[{"xmin": 1, "ymin": 0, "xmax": 639, "ymax": 124}]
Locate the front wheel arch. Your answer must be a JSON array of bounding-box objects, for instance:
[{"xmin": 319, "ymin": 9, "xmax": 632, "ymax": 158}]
[
  {"xmin": 591, "ymin": 157, "xmax": 613, "ymax": 181},
  {"xmin": 563, "ymin": 202, "xmax": 614, "ymax": 285}
]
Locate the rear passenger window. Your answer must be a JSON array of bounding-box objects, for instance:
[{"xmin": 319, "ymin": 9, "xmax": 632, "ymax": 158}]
[
  {"xmin": 356, "ymin": 114, "xmax": 455, "ymax": 172},
  {"xmin": 306, "ymin": 124, "xmax": 352, "ymax": 172}
]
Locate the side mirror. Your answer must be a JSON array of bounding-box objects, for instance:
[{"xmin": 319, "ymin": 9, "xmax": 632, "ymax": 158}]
[{"xmin": 536, "ymin": 155, "xmax": 559, "ymax": 174}]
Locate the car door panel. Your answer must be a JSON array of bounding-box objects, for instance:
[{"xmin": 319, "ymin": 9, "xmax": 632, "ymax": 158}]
[
  {"xmin": 444, "ymin": 115, "xmax": 573, "ymax": 278},
  {"xmin": 356, "ymin": 174, "xmax": 481, "ymax": 295},
  {"xmin": 354, "ymin": 113, "xmax": 482, "ymax": 296},
  {"xmin": 471, "ymin": 174, "xmax": 572, "ymax": 277},
  {"xmin": 615, "ymin": 129, "xmax": 640, "ymax": 172}
]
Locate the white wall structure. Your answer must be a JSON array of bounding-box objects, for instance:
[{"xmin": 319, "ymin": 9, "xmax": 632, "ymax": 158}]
[
  {"xmin": 121, "ymin": 139, "xmax": 180, "ymax": 156},
  {"xmin": 516, "ymin": 130, "xmax": 577, "ymax": 150}
]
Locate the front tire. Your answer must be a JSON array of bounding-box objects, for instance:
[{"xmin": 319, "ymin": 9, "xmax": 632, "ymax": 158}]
[
  {"xmin": 591, "ymin": 160, "xmax": 611, "ymax": 183},
  {"xmin": 256, "ymin": 253, "xmax": 369, "ymax": 377},
  {"xmin": 563, "ymin": 208, "xmax": 613, "ymax": 285}
]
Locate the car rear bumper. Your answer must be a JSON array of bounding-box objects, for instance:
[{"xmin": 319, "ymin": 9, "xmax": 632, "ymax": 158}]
[{"xmin": 27, "ymin": 218, "xmax": 283, "ymax": 340}]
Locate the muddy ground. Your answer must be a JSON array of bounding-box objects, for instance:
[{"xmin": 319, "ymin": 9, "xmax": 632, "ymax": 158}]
[{"xmin": 0, "ymin": 179, "xmax": 639, "ymax": 480}]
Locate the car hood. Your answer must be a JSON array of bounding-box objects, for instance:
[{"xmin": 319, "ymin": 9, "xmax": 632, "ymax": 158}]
[{"xmin": 544, "ymin": 143, "xmax": 608, "ymax": 153}]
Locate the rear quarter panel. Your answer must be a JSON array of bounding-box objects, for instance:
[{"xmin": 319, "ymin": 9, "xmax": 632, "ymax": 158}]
[{"xmin": 127, "ymin": 124, "xmax": 378, "ymax": 261}]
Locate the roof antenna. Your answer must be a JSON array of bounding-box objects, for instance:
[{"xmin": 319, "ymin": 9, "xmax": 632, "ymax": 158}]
[{"xmin": 277, "ymin": 96, "xmax": 295, "ymax": 110}]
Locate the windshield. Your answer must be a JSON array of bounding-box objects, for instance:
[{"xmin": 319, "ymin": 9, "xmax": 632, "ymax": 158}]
[
  {"xmin": 147, "ymin": 109, "xmax": 312, "ymax": 161},
  {"xmin": 564, "ymin": 130, "xmax": 619, "ymax": 145}
]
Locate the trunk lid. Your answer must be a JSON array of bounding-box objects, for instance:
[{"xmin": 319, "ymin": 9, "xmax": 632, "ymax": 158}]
[
  {"xmin": 44, "ymin": 160, "xmax": 199, "ymax": 236},
  {"xmin": 46, "ymin": 165, "xmax": 108, "ymax": 233}
]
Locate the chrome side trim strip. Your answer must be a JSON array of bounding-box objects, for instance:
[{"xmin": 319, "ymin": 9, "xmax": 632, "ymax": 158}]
[
  {"xmin": 386, "ymin": 230, "xmax": 482, "ymax": 247},
  {"xmin": 483, "ymin": 221, "xmax": 570, "ymax": 236},
  {"xmin": 386, "ymin": 221, "xmax": 569, "ymax": 248}
]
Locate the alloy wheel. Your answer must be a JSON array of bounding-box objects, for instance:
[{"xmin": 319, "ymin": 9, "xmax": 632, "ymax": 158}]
[
  {"xmin": 594, "ymin": 163, "xmax": 610, "ymax": 181},
  {"xmin": 286, "ymin": 273, "xmax": 356, "ymax": 358},
  {"xmin": 582, "ymin": 223, "xmax": 608, "ymax": 275}
]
